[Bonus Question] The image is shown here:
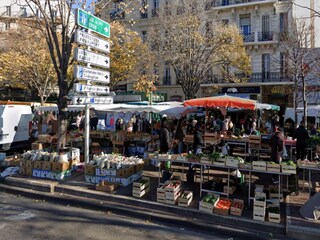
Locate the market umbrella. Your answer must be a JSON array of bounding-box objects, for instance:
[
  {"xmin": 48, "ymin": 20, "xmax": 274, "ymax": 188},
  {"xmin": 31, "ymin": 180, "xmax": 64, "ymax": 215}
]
[
  {"xmin": 256, "ymin": 103, "xmax": 280, "ymax": 111},
  {"xmin": 183, "ymin": 94, "xmax": 256, "ymax": 110}
]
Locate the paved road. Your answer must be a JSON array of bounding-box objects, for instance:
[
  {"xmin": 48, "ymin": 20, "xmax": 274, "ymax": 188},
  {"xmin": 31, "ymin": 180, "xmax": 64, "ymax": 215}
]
[{"xmin": 0, "ymin": 192, "xmax": 233, "ymax": 240}]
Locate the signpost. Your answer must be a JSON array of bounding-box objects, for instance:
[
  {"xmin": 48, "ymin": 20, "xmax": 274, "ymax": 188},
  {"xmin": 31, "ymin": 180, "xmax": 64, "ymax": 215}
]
[
  {"xmin": 74, "ymin": 48, "xmax": 110, "ymax": 68},
  {"xmin": 75, "ymin": 30, "xmax": 110, "ymax": 53},
  {"xmin": 77, "ymin": 9, "xmax": 110, "ymax": 38},
  {"xmin": 74, "ymin": 83, "xmax": 110, "ymax": 94},
  {"xmin": 74, "ymin": 65, "xmax": 110, "ymax": 83},
  {"xmin": 74, "ymin": 9, "xmax": 111, "ymax": 164},
  {"xmin": 72, "ymin": 96, "xmax": 113, "ymax": 105}
]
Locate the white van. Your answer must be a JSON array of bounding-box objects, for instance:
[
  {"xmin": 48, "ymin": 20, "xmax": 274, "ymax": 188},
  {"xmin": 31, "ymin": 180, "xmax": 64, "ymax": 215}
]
[
  {"xmin": 0, "ymin": 101, "xmax": 33, "ymax": 151},
  {"xmin": 284, "ymin": 106, "xmax": 320, "ymax": 127}
]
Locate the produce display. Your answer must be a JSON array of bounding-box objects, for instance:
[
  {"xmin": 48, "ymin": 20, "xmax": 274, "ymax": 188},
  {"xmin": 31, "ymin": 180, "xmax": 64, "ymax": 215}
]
[
  {"xmin": 215, "ymin": 198, "xmax": 232, "ymax": 210},
  {"xmin": 232, "ymin": 200, "xmax": 243, "ymax": 210},
  {"xmin": 202, "ymin": 194, "xmax": 219, "ymax": 204},
  {"xmin": 268, "ymin": 206, "xmax": 280, "ymax": 214}
]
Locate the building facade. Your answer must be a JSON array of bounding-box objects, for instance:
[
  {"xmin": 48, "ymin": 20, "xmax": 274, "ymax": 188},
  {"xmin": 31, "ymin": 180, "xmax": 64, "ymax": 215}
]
[{"xmin": 100, "ymin": 0, "xmax": 320, "ymax": 111}]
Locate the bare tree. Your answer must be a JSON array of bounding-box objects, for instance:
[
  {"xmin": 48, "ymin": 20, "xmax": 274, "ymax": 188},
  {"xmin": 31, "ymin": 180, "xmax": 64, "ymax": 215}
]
[
  {"xmin": 278, "ymin": 19, "xmax": 320, "ymax": 125},
  {"xmin": 148, "ymin": 0, "xmax": 251, "ymax": 99}
]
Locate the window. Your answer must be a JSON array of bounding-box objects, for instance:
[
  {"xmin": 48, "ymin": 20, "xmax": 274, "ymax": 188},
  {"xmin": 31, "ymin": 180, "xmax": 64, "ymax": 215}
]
[
  {"xmin": 140, "ymin": 0, "xmax": 148, "ymax": 19},
  {"xmin": 222, "ymin": 19, "xmax": 229, "ymax": 25},
  {"xmin": 20, "ymin": 7, "xmax": 27, "ymax": 17},
  {"xmin": 141, "ymin": 30, "xmax": 147, "ymax": 43},
  {"xmin": 240, "ymin": 15, "xmax": 251, "ymax": 35},
  {"xmin": 153, "ymin": 64, "xmax": 159, "ymax": 85},
  {"xmin": 262, "ymin": 15, "xmax": 270, "ymax": 34},
  {"xmin": 163, "ymin": 63, "xmax": 171, "ymax": 85},
  {"xmin": 262, "ymin": 54, "xmax": 270, "ymax": 81},
  {"xmin": 280, "ymin": 53, "xmax": 288, "ymax": 80},
  {"xmin": 5, "ymin": 6, "xmax": 11, "ymax": 16},
  {"xmin": 222, "ymin": 0, "xmax": 229, "ymax": 6},
  {"xmin": 280, "ymin": 12, "xmax": 288, "ymax": 33}
]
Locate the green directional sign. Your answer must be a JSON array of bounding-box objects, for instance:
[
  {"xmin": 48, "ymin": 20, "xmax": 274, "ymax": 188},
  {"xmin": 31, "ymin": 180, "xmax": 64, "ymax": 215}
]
[{"xmin": 77, "ymin": 9, "xmax": 110, "ymax": 38}]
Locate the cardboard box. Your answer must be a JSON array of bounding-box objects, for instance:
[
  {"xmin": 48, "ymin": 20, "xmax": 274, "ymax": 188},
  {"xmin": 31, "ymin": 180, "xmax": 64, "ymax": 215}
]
[
  {"xmin": 33, "ymin": 161, "xmax": 42, "ymax": 169},
  {"xmin": 96, "ymin": 181, "xmax": 119, "ymax": 192},
  {"xmin": 32, "ymin": 142, "xmax": 43, "ymax": 150},
  {"xmin": 19, "ymin": 167, "xmax": 26, "ymax": 175},
  {"xmin": 25, "ymin": 166, "xmax": 32, "ymax": 176},
  {"xmin": 85, "ymin": 165, "xmax": 96, "ymax": 176},
  {"xmin": 116, "ymin": 165, "xmax": 135, "ymax": 178},
  {"xmin": 42, "ymin": 161, "xmax": 52, "ymax": 171},
  {"xmin": 52, "ymin": 162, "xmax": 70, "ymax": 172}
]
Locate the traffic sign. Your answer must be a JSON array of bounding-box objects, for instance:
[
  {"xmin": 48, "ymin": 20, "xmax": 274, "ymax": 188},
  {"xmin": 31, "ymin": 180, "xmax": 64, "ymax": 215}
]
[
  {"xmin": 74, "ymin": 83, "xmax": 110, "ymax": 94},
  {"xmin": 75, "ymin": 30, "xmax": 110, "ymax": 53},
  {"xmin": 72, "ymin": 96, "xmax": 114, "ymax": 105},
  {"xmin": 74, "ymin": 48, "xmax": 110, "ymax": 68},
  {"xmin": 77, "ymin": 9, "xmax": 110, "ymax": 38},
  {"xmin": 74, "ymin": 65, "xmax": 110, "ymax": 83}
]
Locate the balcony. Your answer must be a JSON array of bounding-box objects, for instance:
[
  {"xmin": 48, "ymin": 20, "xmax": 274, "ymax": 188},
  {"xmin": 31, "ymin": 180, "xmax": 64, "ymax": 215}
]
[
  {"xmin": 213, "ymin": 0, "xmax": 270, "ymax": 8},
  {"xmin": 201, "ymin": 72, "xmax": 291, "ymax": 84},
  {"xmin": 242, "ymin": 32, "xmax": 255, "ymax": 43},
  {"xmin": 140, "ymin": 12, "xmax": 148, "ymax": 19},
  {"xmin": 163, "ymin": 76, "xmax": 171, "ymax": 85},
  {"xmin": 110, "ymin": 9, "xmax": 125, "ymax": 20},
  {"xmin": 258, "ymin": 31, "xmax": 274, "ymax": 42}
]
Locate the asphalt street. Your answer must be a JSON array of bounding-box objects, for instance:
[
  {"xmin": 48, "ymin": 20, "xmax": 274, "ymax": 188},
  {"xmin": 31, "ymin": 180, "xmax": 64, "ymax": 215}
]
[{"xmin": 0, "ymin": 192, "xmax": 233, "ymax": 240}]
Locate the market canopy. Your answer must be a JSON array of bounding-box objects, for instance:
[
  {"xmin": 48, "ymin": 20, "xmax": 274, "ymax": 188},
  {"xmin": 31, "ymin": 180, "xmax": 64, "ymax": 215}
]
[
  {"xmin": 256, "ymin": 103, "xmax": 280, "ymax": 111},
  {"xmin": 183, "ymin": 95, "xmax": 257, "ymax": 110}
]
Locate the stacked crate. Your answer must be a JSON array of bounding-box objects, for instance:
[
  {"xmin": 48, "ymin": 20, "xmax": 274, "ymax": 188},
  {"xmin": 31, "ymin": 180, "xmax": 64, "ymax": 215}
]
[
  {"xmin": 165, "ymin": 182, "xmax": 181, "ymax": 205},
  {"xmin": 253, "ymin": 190, "xmax": 266, "ymax": 221},
  {"xmin": 132, "ymin": 177, "xmax": 150, "ymax": 198}
]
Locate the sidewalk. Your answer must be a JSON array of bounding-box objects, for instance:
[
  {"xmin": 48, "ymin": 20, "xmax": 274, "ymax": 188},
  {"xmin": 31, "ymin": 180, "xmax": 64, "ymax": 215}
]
[{"xmin": 0, "ymin": 167, "xmax": 319, "ymax": 240}]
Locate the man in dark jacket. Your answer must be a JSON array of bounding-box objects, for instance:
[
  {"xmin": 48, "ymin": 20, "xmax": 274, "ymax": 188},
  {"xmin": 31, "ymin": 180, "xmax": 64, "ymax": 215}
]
[
  {"xmin": 159, "ymin": 119, "xmax": 170, "ymax": 153},
  {"xmin": 193, "ymin": 120, "xmax": 204, "ymax": 154},
  {"xmin": 293, "ymin": 121, "xmax": 309, "ymax": 160}
]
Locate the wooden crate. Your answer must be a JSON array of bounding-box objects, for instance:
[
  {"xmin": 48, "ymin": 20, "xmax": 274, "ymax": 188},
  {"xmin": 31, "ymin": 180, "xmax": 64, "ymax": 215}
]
[
  {"xmin": 281, "ymin": 164, "xmax": 296, "ymax": 174},
  {"xmin": 200, "ymin": 156, "xmax": 212, "ymax": 165},
  {"xmin": 253, "ymin": 212, "xmax": 265, "ymax": 221},
  {"xmin": 133, "ymin": 177, "xmax": 150, "ymax": 191},
  {"xmin": 133, "ymin": 186, "xmax": 150, "ymax": 198},
  {"xmin": 178, "ymin": 191, "xmax": 193, "ymax": 207},
  {"xmin": 199, "ymin": 201, "xmax": 215, "ymax": 214},
  {"xmin": 239, "ymin": 162, "xmax": 252, "ymax": 170},
  {"xmin": 230, "ymin": 199, "xmax": 244, "ymax": 216},
  {"xmin": 253, "ymin": 161, "xmax": 267, "ymax": 171},
  {"xmin": 268, "ymin": 212, "xmax": 281, "ymax": 223},
  {"xmin": 157, "ymin": 186, "xmax": 166, "ymax": 203},
  {"xmin": 213, "ymin": 158, "xmax": 225, "ymax": 166},
  {"xmin": 225, "ymin": 157, "xmax": 239, "ymax": 168},
  {"xmin": 214, "ymin": 198, "xmax": 232, "ymax": 216},
  {"xmin": 267, "ymin": 163, "xmax": 281, "ymax": 173}
]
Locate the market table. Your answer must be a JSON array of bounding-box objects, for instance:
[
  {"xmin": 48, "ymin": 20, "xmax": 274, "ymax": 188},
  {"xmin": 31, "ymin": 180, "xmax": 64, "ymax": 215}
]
[
  {"xmin": 298, "ymin": 164, "xmax": 320, "ymax": 196},
  {"xmin": 155, "ymin": 157, "xmax": 292, "ymax": 206}
]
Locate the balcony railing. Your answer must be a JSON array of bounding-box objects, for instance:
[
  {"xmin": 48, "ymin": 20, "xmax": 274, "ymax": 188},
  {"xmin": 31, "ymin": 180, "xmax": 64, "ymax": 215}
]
[
  {"xmin": 202, "ymin": 72, "xmax": 291, "ymax": 84},
  {"xmin": 152, "ymin": 9, "xmax": 159, "ymax": 18},
  {"xmin": 163, "ymin": 76, "xmax": 171, "ymax": 85},
  {"xmin": 243, "ymin": 32, "xmax": 255, "ymax": 42},
  {"xmin": 258, "ymin": 31, "xmax": 274, "ymax": 41},
  {"xmin": 213, "ymin": 0, "xmax": 268, "ymax": 8}
]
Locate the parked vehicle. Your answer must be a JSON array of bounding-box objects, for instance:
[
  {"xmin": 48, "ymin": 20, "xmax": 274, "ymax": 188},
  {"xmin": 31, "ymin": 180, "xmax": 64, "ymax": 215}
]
[
  {"xmin": 284, "ymin": 105, "xmax": 320, "ymax": 127},
  {"xmin": 0, "ymin": 101, "xmax": 33, "ymax": 151}
]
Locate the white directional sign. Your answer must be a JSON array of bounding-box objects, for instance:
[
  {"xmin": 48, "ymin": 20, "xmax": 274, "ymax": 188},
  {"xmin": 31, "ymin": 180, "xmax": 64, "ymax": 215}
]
[
  {"xmin": 74, "ymin": 65, "xmax": 110, "ymax": 83},
  {"xmin": 75, "ymin": 30, "xmax": 110, "ymax": 53},
  {"xmin": 74, "ymin": 48, "xmax": 110, "ymax": 68},
  {"xmin": 72, "ymin": 96, "xmax": 114, "ymax": 105},
  {"xmin": 74, "ymin": 83, "xmax": 110, "ymax": 94}
]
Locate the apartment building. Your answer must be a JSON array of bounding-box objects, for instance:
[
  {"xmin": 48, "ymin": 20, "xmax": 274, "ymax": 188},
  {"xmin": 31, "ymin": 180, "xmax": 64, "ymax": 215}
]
[{"xmin": 101, "ymin": 0, "xmax": 319, "ymax": 108}]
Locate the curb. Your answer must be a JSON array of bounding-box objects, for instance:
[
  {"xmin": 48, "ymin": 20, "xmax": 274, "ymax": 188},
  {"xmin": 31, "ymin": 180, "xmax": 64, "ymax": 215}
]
[{"xmin": 0, "ymin": 182, "xmax": 284, "ymax": 239}]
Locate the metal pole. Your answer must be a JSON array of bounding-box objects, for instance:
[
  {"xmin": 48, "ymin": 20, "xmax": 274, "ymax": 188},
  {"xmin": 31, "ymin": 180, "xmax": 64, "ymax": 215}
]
[{"xmin": 84, "ymin": 104, "xmax": 90, "ymax": 164}]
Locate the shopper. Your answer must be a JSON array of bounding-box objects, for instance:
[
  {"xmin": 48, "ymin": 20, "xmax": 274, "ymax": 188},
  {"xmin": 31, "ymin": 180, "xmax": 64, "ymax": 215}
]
[
  {"xmin": 193, "ymin": 120, "xmax": 204, "ymax": 154},
  {"xmin": 174, "ymin": 117, "xmax": 186, "ymax": 154},
  {"xmin": 293, "ymin": 121, "xmax": 310, "ymax": 161},
  {"xmin": 159, "ymin": 119, "xmax": 171, "ymax": 154},
  {"xmin": 270, "ymin": 130, "xmax": 284, "ymax": 183}
]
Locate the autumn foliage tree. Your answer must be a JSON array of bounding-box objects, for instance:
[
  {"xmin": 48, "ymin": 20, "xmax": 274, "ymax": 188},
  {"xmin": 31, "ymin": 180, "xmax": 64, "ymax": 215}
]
[
  {"xmin": 109, "ymin": 21, "xmax": 156, "ymax": 93},
  {"xmin": 149, "ymin": 0, "xmax": 251, "ymax": 99},
  {"xmin": 0, "ymin": 25, "xmax": 57, "ymax": 105}
]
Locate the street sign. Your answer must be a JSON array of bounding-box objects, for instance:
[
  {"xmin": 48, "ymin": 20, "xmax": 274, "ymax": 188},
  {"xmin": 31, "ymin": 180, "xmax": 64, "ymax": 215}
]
[
  {"xmin": 74, "ymin": 65, "xmax": 110, "ymax": 83},
  {"xmin": 75, "ymin": 48, "xmax": 110, "ymax": 68},
  {"xmin": 75, "ymin": 30, "xmax": 110, "ymax": 53},
  {"xmin": 72, "ymin": 96, "xmax": 114, "ymax": 105},
  {"xmin": 74, "ymin": 83, "xmax": 110, "ymax": 94},
  {"xmin": 77, "ymin": 9, "xmax": 110, "ymax": 38}
]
